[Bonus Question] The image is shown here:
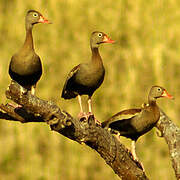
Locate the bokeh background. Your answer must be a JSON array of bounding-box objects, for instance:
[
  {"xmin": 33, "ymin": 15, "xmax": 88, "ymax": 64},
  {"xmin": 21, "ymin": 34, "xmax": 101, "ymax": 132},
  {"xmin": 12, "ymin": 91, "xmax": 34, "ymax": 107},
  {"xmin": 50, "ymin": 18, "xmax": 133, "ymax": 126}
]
[{"xmin": 0, "ymin": 0, "xmax": 179, "ymax": 179}]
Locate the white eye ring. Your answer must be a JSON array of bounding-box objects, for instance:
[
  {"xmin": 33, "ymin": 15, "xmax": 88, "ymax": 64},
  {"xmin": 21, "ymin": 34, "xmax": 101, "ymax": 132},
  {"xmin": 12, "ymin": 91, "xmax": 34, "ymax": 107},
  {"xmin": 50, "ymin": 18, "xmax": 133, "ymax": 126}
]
[
  {"xmin": 33, "ymin": 13, "xmax": 38, "ymax": 17},
  {"xmin": 98, "ymin": 33, "xmax": 102, "ymax": 37},
  {"xmin": 158, "ymin": 88, "xmax": 161, "ymax": 91}
]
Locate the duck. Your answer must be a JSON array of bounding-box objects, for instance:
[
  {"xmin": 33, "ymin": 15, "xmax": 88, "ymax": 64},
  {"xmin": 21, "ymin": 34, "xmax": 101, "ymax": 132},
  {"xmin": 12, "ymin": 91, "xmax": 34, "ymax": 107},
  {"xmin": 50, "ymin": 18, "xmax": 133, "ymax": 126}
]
[
  {"xmin": 9, "ymin": 10, "xmax": 50, "ymax": 95},
  {"xmin": 61, "ymin": 31, "xmax": 114, "ymax": 121},
  {"xmin": 102, "ymin": 85, "xmax": 173, "ymax": 161}
]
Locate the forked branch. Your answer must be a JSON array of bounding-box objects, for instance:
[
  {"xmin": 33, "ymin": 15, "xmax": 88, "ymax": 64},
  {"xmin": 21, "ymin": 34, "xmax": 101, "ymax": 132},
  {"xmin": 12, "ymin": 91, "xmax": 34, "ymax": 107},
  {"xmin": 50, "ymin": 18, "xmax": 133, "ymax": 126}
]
[{"xmin": 0, "ymin": 82, "xmax": 179, "ymax": 179}]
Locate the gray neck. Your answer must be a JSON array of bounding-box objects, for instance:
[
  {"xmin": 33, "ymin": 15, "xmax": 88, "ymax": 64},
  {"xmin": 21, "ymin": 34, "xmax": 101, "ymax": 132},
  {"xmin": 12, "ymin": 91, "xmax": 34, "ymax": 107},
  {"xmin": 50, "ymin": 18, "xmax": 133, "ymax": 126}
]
[
  {"xmin": 91, "ymin": 47, "xmax": 103, "ymax": 65},
  {"xmin": 23, "ymin": 22, "xmax": 34, "ymax": 50},
  {"xmin": 148, "ymin": 96, "xmax": 157, "ymax": 106}
]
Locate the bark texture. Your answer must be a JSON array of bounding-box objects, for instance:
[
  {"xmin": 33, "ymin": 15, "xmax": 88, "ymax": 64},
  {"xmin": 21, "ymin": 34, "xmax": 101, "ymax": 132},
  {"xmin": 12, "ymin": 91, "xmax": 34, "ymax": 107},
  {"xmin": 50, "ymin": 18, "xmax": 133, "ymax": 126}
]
[
  {"xmin": 0, "ymin": 82, "xmax": 179, "ymax": 179},
  {"xmin": 156, "ymin": 111, "xmax": 180, "ymax": 179}
]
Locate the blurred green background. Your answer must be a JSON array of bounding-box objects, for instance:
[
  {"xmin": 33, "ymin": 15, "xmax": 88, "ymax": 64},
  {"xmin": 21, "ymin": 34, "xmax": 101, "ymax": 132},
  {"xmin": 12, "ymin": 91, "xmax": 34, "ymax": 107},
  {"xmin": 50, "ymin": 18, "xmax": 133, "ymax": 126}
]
[{"xmin": 0, "ymin": 0, "xmax": 179, "ymax": 179}]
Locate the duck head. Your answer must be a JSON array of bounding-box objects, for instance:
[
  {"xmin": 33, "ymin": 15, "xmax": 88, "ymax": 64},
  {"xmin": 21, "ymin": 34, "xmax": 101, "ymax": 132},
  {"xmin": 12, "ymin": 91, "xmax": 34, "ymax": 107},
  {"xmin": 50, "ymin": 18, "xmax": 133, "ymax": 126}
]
[
  {"xmin": 148, "ymin": 85, "xmax": 173, "ymax": 102},
  {"xmin": 90, "ymin": 31, "xmax": 114, "ymax": 48},
  {"xmin": 25, "ymin": 10, "xmax": 50, "ymax": 29}
]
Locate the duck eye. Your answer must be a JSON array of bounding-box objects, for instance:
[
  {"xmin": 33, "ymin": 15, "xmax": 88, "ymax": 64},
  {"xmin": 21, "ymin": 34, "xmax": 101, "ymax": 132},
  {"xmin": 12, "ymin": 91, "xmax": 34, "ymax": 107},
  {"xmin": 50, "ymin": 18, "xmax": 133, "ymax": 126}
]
[
  {"xmin": 157, "ymin": 88, "xmax": 161, "ymax": 91},
  {"xmin": 98, "ymin": 33, "xmax": 102, "ymax": 37},
  {"xmin": 33, "ymin": 13, "xmax": 38, "ymax": 17}
]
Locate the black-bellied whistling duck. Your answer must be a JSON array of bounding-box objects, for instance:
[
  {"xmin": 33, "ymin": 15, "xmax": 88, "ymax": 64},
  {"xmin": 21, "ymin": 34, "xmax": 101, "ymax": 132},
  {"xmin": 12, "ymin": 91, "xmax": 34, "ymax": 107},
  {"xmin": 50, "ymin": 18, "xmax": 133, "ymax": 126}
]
[
  {"xmin": 102, "ymin": 86, "xmax": 173, "ymax": 161},
  {"xmin": 61, "ymin": 31, "xmax": 114, "ymax": 121},
  {"xmin": 9, "ymin": 10, "xmax": 50, "ymax": 95}
]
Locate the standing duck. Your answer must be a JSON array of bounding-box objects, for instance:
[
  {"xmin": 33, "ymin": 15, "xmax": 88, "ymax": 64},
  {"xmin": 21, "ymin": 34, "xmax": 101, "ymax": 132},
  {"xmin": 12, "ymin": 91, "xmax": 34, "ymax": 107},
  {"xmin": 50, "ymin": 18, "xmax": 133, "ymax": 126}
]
[
  {"xmin": 9, "ymin": 10, "xmax": 50, "ymax": 95},
  {"xmin": 102, "ymin": 86, "xmax": 173, "ymax": 161},
  {"xmin": 61, "ymin": 31, "xmax": 114, "ymax": 120}
]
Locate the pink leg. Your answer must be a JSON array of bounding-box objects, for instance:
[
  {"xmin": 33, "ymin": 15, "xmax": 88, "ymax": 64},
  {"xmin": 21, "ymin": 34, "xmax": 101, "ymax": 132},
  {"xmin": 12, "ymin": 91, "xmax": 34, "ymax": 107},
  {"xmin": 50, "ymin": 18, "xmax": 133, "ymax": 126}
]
[
  {"xmin": 77, "ymin": 95, "xmax": 86, "ymax": 120},
  {"xmin": 131, "ymin": 141, "xmax": 138, "ymax": 160},
  {"xmin": 131, "ymin": 141, "xmax": 145, "ymax": 171},
  {"xmin": 88, "ymin": 97, "xmax": 92, "ymax": 114},
  {"xmin": 87, "ymin": 96, "xmax": 101, "ymax": 125}
]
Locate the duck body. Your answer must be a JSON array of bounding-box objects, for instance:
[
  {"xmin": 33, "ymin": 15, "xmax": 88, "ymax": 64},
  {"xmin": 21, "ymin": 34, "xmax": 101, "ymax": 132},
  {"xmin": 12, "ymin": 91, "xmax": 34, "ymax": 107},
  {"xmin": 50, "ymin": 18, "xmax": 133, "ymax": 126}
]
[
  {"xmin": 105, "ymin": 103, "xmax": 160, "ymax": 141},
  {"xmin": 9, "ymin": 50, "xmax": 42, "ymax": 88},
  {"xmin": 102, "ymin": 86, "xmax": 173, "ymax": 162},
  {"xmin": 62, "ymin": 58, "xmax": 105, "ymax": 99},
  {"xmin": 9, "ymin": 10, "xmax": 50, "ymax": 93},
  {"xmin": 61, "ymin": 31, "xmax": 114, "ymax": 120},
  {"xmin": 102, "ymin": 86, "xmax": 173, "ymax": 141}
]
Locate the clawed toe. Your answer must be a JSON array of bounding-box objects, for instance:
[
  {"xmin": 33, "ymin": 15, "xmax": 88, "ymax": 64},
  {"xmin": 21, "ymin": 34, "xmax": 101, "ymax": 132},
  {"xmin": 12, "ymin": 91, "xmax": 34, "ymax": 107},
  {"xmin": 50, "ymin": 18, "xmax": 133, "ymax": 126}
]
[
  {"xmin": 87, "ymin": 112, "xmax": 101, "ymax": 125},
  {"xmin": 77, "ymin": 112, "xmax": 101, "ymax": 125},
  {"xmin": 77, "ymin": 112, "xmax": 88, "ymax": 121}
]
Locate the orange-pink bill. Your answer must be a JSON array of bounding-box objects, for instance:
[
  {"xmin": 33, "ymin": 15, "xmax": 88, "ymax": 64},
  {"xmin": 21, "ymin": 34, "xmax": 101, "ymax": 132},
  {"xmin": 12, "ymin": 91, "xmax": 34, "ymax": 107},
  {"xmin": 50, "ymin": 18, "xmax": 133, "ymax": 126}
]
[
  {"xmin": 103, "ymin": 35, "xmax": 115, "ymax": 43},
  {"xmin": 162, "ymin": 90, "xmax": 174, "ymax": 99},
  {"xmin": 39, "ymin": 15, "xmax": 51, "ymax": 24}
]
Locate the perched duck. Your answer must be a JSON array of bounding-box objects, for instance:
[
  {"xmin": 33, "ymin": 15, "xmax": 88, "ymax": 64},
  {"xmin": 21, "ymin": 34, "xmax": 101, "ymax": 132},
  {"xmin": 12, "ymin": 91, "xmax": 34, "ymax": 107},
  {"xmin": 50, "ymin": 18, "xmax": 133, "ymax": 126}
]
[
  {"xmin": 61, "ymin": 31, "xmax": 114, "ymax": 120},
  {"xmin": 102, "ymin": 86, "xmax": 173, "ymax": 161},
  {"xmin": 9, "ymin": 10, "xmax": 50, "ymax": 95}
]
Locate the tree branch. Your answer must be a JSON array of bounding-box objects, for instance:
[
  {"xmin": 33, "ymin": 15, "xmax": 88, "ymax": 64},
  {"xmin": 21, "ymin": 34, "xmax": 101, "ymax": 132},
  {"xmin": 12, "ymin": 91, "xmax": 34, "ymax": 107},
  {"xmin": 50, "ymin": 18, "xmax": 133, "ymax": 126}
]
[
  {"xmin": 0, "ymin": 82, "xmax": 148, "ymax": 180},
  {"xmin": 1, "ymin": 82, "xmax": 180, "ymax": 179},
  {"xmin": 156, "ymin": 110, "xmax": 180, "ymax": 179}
]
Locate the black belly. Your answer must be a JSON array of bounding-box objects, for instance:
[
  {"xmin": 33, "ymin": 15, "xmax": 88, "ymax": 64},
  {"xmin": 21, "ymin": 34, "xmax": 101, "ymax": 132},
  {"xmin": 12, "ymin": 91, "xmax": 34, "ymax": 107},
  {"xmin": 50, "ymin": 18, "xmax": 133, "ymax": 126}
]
[
  {"xmin": 62, "ymin": 68, "xmax": 105, "ymax": 99},
  {"xmin": 9, "ymin": 68, "xmax": 42, "ymax": 87},
  {"xmin": 109, "ymin": 120, "xmax": 140, "ymax": 141},
  {"xmin": 65, "ymin": 73, "xmax": 104, "ymax": 98},
  {"xmin": 109, "ymin": 119, "xmax": 156, "ymax": 141},
  {"xmin": 72, "ymin": 81, "xmax": 101, "ymax": 96}
]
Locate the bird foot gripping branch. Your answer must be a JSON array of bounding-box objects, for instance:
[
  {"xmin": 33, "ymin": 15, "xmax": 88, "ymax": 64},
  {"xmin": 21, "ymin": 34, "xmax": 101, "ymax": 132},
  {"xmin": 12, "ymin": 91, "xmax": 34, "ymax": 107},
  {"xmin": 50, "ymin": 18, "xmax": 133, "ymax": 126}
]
[
  {"xmin": 78, "ymin": 112, "xmax": 101, "ymax": 127},
  {"xmin": 5, "ymin": 81, "xmax": 99, "ymax": 136}
]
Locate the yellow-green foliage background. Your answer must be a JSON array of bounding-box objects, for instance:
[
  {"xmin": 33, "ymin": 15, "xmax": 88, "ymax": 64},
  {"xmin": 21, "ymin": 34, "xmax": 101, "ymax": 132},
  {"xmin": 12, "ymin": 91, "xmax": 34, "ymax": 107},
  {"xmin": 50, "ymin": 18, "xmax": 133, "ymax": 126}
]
[{"xmin": 0, "ymin": 0, "xmax": 179, "ymax": 179}]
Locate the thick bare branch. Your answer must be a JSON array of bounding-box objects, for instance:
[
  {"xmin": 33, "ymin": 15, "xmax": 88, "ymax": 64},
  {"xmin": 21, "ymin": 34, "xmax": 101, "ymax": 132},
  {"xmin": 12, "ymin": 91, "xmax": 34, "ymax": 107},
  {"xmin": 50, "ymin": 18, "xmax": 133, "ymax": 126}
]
[
  {"xmin": 0, "ymin": 82, "xmax": 148, "ymax": 180},
  {"xmin": 156, "ymin": 110, "xmax": 180, "ymax": 179}
]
